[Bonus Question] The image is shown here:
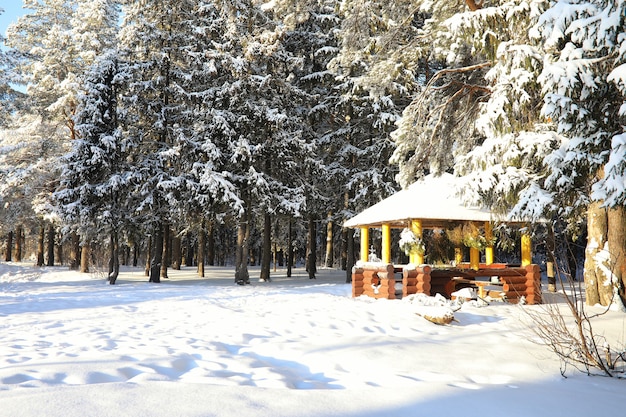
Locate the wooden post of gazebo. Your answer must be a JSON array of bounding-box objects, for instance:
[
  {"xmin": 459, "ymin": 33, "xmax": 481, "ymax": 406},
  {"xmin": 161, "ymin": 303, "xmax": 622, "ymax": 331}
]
[
  {"xmin": 410, "ymin": 219, "xmax": 424, "ymax": 265},
  {"xmin": 470, "ymin": 247, "xmax": 480, "ymax": 270},
  {"xmin": 360, "ymin": 227, "xmax": 369, "ymax": 263},
  {"xmin": 382, "ymin": 223, "xmax": 391, "ymax": 264},
  {"xmin": 485, "ymin": 221, "xmax": 494, "ymax": 265},
  {"xmin": 521, "ymin": 229, "xmax": 532, "ymax": 266}
]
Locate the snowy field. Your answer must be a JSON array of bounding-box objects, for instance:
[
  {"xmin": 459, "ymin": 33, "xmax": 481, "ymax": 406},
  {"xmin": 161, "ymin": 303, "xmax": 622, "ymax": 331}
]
[{"xmin": 1, "ymin": 262, "xmax": 625, "ymax": 417}]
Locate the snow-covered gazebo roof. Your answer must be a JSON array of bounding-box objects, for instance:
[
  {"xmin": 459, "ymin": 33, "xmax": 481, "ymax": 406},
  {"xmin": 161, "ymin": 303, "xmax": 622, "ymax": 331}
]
[{"xmin": 343, "ymin": 173, "xmax": 504, "ymax": 229}]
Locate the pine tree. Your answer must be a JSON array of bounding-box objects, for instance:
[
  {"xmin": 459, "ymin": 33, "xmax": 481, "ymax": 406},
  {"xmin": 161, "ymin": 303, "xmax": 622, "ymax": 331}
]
[
  {"xmin": 7, "ymin": 0, "xmax": 77, "ymax": 120},
  {"xmin": 446, "ymin": 0, "xmax": 559, "ymax": 218},
  {"xmin": 7, "ymin": 1, "xmax": 118, "ymax": 126},
  {"xmin": 433, "ymin": 0, "xmax": 625, "ymax": 307},
  {"xmin": 0, "ymin": 8, "xmax": 27, "ymax": 253},
  {"xmin": 0, "ymin": 114, "xmax": 67, "ymax": 266},
  {"xmin": 0, "ymin": 8, "xmax": 23, "ymax": 128}
]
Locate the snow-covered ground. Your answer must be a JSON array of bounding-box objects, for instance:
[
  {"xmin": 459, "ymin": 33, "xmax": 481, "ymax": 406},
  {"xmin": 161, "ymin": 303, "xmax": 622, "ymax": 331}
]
[{"xmin": 1, "ymin": 262, "xmax": 624, "ymax": 417}]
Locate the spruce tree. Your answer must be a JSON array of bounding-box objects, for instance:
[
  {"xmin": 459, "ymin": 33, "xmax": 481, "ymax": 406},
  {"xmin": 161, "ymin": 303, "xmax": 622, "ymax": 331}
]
[
  {"xmin": 55, "ymin": 53, "xmax": 130, "ymax": 284},
  {"xmin": 118, "ymin": 0, "xmax": 201, "ymax": 282},
  {"xmin": 532, "ymin": 0, "xmax": 626, "ymax": 306},
  {"xmin": 208, "ymin": 0, "xmax": 317, "ymax": 283}
]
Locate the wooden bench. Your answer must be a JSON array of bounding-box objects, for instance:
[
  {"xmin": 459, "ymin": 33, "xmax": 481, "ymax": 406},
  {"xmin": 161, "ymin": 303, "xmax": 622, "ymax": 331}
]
[{"xmin": 451, "ymin": 278, "xmax": 504, "ymax": 299}]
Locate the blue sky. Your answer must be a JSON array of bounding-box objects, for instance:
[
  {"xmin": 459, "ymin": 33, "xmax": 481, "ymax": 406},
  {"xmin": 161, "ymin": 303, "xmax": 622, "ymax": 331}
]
[{"xmin": 1, "ymin": 2, "xmax": 26, "ymax": 38}]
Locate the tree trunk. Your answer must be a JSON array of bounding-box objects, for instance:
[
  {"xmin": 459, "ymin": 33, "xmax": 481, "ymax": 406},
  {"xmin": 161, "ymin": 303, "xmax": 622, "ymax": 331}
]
[
  {"xmin": 5, "ymin": 231, "xmax": 13, "ymax": 262},
  {"xmin": 566, "ymin": 235, "xmax": 579, "ymax": 281},
  {"xmin": 607, "ymin": 206, "xmax": 626, "ymax": 306},
  {"xmin": 161, "ymin": 224, "xmax": 169, "ymax": 279},
  {"xmin": 235, "ymin": 216, "xmax": 250, "ymax": 285},
  {"xmin": 207, "ymin": 221, "xmax": 215, "ymax": 266},
  {"xmin": 108, "ymin": 232, "xmax": 120, "ymax": 285},
  {"xmin": 260, "ymin": 212, "xmax": 272, "ymax": 282},
  {"xmin": 80, "ymin": 242, "xmax": 90, "ymax": 273},
  {"xmin": 149, "ymin": 223, "xmax": 163, "ymax": 283},
  {"xmin": 287, "ymin": 218, "xmax": 293, "ymax": 277},
  {"xmin": 172, "ymin": 234, "xmax": 182, "ymax": 270},
  {"xmin": 546, "ymin": 224, "xmax": 557, "ymax": 292},
  {"xmin": 325, "ymin": 214, "xmax": 334, "ymax": 268},
  {"xmin": 346, "ymin": 228, "xmax": 355, "ymax": 283},
  {"xmin": 37, "ymin": 223, "xmax": 45, "ymax": 267},
  {"xmin": 341, "ymin": 190, "xmax": 351, "ymax": 272},
  {"xmin": 46, "ymin": 224, "xmax": 55, "ymax": 266},
  {"xmin": 15, "ymin": 225, "xmax": 23, "ymax": 262},
  {"xmin": 584, "ymin": 202, "xmax": 611, "ymax": 306},
  {"xmin": 249, "ymin": 246, "xmax": 256, "ymax": 266},
  {"xmin": 56, "ymin": 239, "xmax": 63, "ymax": 266},
  {"xmin": 185, "ymin": 232, "xmax": 194, "ymax": 267},
  {"xmin": 145, "ymin": 237, "xmax": 152, "ymax": 276},
  {"xmin": 198, "ymin": 223, "xmax": 205, "ymax": 278},
  {"xmin": 132, "ymin": 242, "xmax": 139, "ymax": 267},
  {"xmin": 341, "ymin": 228, "xmax": 347, "ymax": 271},
  {"xmin": 307, "ymin": 217, "xmax": 317, "ymax": 279},
  {"xmin": 69, "ymin": 232, "xmax": 80, "ymax": 270}
]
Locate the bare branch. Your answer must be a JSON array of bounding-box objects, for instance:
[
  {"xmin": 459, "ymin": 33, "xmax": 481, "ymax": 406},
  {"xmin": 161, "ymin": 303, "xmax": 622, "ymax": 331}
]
[{"xmin": 523, "ymin": 242, "xmax": 625, "ymax": 377}]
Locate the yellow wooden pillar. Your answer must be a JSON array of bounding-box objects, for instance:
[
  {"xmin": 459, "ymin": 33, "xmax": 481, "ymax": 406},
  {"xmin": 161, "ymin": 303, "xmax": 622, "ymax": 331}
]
[
  {"xmin": 382, "ymin": 223, "xmax": 391, "ymax": 264},
  {"xmin": 410, "ymin": 219, "xmax": 424, "ymax": 265},
  {"xmin": 469, "ymin": 247, "xmax": 480, "ymax": 270},
  {"xmin": 484, "ymin": 221, "xmax": 494, "ymax": 265},
  {"xmin": 360, "ymin": 227, "xmax": 369, "ymax": 263},
  {"xmin": 521, "ymin": 230, "xmax": 532, "ymax": 266}
]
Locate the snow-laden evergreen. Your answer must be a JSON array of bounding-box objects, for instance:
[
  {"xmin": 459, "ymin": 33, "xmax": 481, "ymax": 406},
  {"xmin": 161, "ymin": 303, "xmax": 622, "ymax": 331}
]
[
  {"xmin": 0, "ymin": 116, "xmax": 66, "ymax": 245},
  {"xmin": 214, "ymin": 0, "xmax": 321, "ymax": 281},
  {"xmin": 0, "ymin": 7, "xmax": 22, "ymax": 128},
  {"xmin": 456, "ymin": 0, "xmax": 624, "ymax": 230},
  {"xmin": 6, "ymin": 0, "xmax": 118, "ymax": 121},
  {"xmin": 327, "ymin": 0, "xmax": 404, "ymax": 213},
  {"xmin": 54, "ymin": 53, "xmax": 131, "ymax": 283},
  {"xmin": 2, "ymin": 0, "xmax": 121, "ymax": 267},
  {"xmin": 6, "ymin": 0, "xmax": 77, "ymax": 117},
  {"xmin": 118, "ymin": 0, "xmax": 208, "ymax": 281},
  {"xmin": 3, "ymin": 1, "xmax": 84, "ymax": 235},
  {"xmin": 383, "ymin": 0, "xmax": 492, "ymax": 187},
  {"xmin": 534, "ymin": 0, "xmax": 626, "ymax": 208},
  {"xmin": 452, "ymin": 0, "xmax": 561, "ymax": 219}
]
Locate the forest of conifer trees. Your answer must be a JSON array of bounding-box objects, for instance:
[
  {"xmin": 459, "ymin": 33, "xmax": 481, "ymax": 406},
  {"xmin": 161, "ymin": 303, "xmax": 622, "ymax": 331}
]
[{"xmin": 1, "ymin": 1, "xmax": 624, "ymax": 305}]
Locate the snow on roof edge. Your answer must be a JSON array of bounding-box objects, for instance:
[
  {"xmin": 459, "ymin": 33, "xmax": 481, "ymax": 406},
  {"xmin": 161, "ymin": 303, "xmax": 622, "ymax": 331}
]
[{"xmin": 343, "ymin": 173, "xmax": 528, "ymax": 228}]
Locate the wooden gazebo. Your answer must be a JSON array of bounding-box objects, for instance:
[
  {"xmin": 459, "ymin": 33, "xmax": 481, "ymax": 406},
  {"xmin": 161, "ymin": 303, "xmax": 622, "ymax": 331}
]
[{"xmin": 343, "ymin": 174, "xmax": 541, "ymax": 304}]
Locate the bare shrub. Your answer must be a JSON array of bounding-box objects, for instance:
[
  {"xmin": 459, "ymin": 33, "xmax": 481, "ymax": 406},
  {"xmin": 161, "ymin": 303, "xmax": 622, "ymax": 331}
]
[{"xmin": 523, "ymin": 256, "xmax": 626, "ymax": 377}]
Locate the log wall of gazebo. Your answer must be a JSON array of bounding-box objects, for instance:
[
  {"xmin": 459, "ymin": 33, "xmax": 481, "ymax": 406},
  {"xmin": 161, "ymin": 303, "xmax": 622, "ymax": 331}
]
[{"xmin": 351, "ymin": 262, "xmax": 542, "ymax": 304}]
